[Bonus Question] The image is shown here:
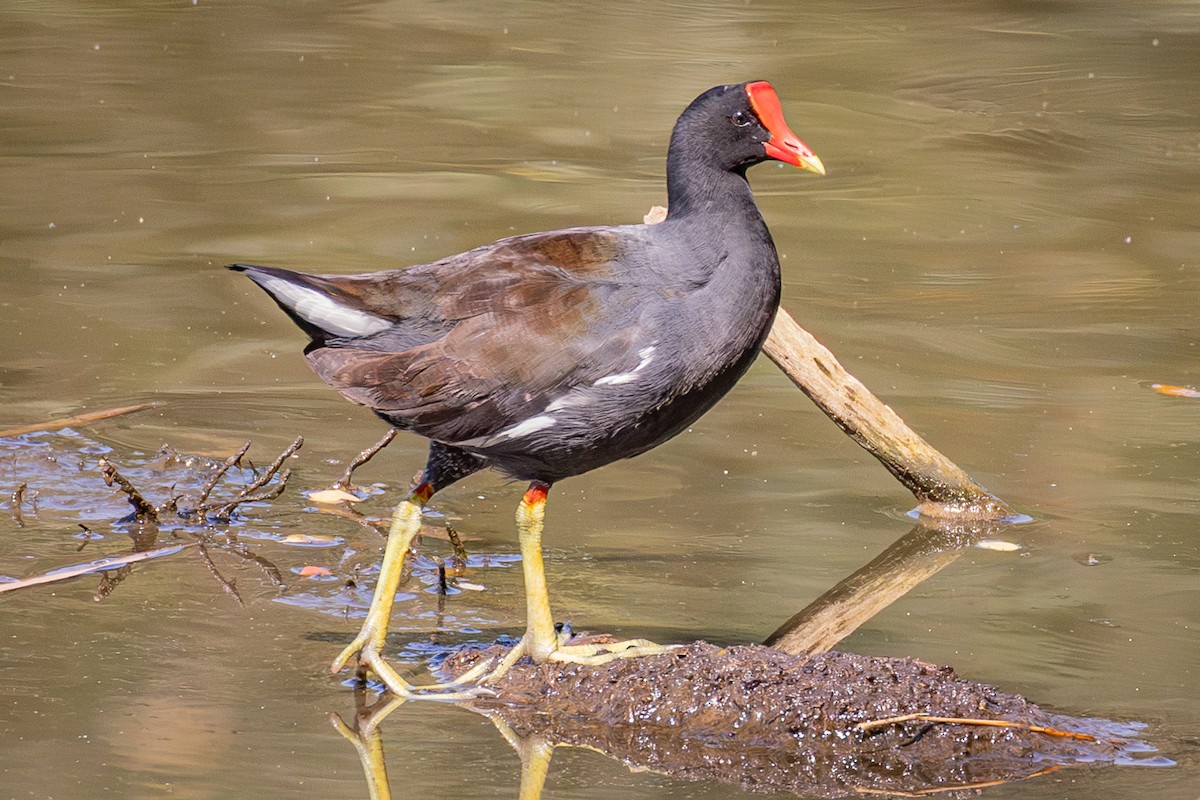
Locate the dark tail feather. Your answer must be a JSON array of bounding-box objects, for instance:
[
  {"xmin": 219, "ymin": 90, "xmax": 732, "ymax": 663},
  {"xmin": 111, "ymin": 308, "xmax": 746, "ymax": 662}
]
[{"xmin": 228, "ymin": 263, "xmax": 391, "ymax": 341}]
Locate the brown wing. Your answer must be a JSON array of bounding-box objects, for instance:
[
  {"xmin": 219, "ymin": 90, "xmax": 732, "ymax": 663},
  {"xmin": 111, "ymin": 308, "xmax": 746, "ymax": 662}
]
[{"xmin": 302, "ymin": 227, "xmax": 651, "ymax": 444}]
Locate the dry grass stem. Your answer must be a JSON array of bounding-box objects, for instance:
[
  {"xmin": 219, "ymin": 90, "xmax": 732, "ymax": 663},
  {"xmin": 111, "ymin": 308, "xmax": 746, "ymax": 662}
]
[{"xmin": 855, "ymin": 712, "xmax": 1102, "ymax": 742}]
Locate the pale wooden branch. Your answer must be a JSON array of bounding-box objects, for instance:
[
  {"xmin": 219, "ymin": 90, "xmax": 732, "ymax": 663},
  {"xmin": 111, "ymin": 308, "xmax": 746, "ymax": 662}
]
[
  {"xmin": 0, "ymin": 403, "xmax": 154, "ymax": 437},
  {"xmin": 0, "ymin": 543, "xmax": 195, "ymax": 594},
  {"xmin": 644, "ymin": 205, "xmax": 1013, "ymax": 520},
  {"xmin": 762, "ymin": 308, "xmax": 1013, "ymax": 520}
]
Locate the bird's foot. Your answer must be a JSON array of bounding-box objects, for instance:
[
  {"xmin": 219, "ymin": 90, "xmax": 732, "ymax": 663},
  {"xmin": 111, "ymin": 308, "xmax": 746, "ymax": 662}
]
[
  {"xmin": 331, "ymin": 635, "xmax": 495, "ymax": 701},
  {"xmin": 474, "ymin": 630, "xmax": 682, "ymax": 684}
]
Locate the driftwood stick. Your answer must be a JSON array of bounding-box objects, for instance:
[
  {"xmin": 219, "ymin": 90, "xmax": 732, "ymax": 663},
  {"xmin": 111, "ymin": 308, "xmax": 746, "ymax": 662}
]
[
  {"xmin": 0, "ymin": 543, "xmax": 196, "ymax": 594},
  {"xmin": 643, "ymin": 207, "xmax": 1012, "ymax": 520},
  {"xmin": 0, "ymin": 403, "xmax": 154, "ymax": 438},
  {"xmin": 762, "ymin": 308, "xmax": 1013, "ymax": 520}
]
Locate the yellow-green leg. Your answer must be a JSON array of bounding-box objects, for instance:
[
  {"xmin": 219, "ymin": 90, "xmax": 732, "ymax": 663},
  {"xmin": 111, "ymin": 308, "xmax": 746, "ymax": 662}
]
[
  {"xmin": 330, "ymin": 482, "xmax": 490, "ymax": 699},
  {"xmin": 481, "ymin": 482, "xmax": 680, "ymax": 684}
]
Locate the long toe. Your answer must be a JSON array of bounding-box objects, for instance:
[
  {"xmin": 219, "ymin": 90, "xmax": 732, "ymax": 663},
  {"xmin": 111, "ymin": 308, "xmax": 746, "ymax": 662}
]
[
  {"xmin": 476, "ymin": 634, "xmax": 680, "ymax": 685},
  {"xmin": 345, "ymin": 646, "xmax": 493, "ymax": 701},
  {"xmin": 548, "ymin": 638, "xmax": 683, "ymax": 667}
]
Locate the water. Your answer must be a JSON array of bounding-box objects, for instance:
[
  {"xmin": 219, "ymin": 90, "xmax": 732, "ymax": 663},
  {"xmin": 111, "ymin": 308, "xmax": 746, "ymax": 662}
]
[{"xmin": 1, "ymin": 1, "xmax": 1198, "ymax": 797}]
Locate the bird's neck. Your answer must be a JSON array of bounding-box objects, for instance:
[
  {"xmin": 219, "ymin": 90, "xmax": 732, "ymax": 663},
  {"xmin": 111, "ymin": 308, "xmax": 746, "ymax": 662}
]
[
  {"xmin": 660, "ymin": 145, "xmax": 775, "ymax": 270},
  {"xmin": 664, "ymin": 149, "xmax": 758, "ymax": 222}
]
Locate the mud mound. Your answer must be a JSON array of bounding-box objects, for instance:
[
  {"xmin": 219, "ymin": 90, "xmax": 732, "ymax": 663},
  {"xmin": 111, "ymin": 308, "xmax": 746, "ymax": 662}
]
[{"xmin": 445, "ymin": 641, "xmax": 1143, "ymax": 796}]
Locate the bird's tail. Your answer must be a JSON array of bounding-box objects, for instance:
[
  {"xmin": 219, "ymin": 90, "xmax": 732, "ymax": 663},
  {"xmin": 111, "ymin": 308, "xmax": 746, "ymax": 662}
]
[{"xmin": 229, "ymin": 263, "xmax": 392, "ymax": 341}]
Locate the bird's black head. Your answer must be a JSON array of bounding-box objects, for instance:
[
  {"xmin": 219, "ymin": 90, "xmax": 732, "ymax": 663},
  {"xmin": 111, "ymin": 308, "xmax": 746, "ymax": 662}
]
[{"xmin": 669, "ymin": 81, "xmax": 825, "ymax": 176}]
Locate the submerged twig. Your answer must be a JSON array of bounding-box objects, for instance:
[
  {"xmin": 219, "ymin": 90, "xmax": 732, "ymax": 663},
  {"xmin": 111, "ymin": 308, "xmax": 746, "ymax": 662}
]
[
  {"xmin": 224, "ymin": 540, "xmax": 287, "ymax": 591},
  {"xmin": 314, "ymin": 503, "xmax": 390, "ymax": 538},
  {"xmin": 92, "ymin": 458, "xmax": 163, "ymax": 602},
  {"xmin": 75, "ymin": 524, "xmax": 96, "ymax": 552},
  {"xmin": 94, "ymin": 565, "xmax": 133, "ymax": 602},
  {"xmin": 4, "ymin": 437, "xmax": 300, "ymax": 601},
  {"xmin": 197, "ymin": 543, "xmax": 245, "ymax": 606},
  {"xmin": 11, "ymin": 481, "xmax": 27, "ymax": 527},
  {"xmin": 436, "ymin": 558, "xmax": 448, "ymax": 596},
  {"xmin": 0, "ymin": 403, "xmax": 154, "ymax": 438},
  {"xmin": 445, "ymin": 525, "xmax": 469, "ymax": 574}
]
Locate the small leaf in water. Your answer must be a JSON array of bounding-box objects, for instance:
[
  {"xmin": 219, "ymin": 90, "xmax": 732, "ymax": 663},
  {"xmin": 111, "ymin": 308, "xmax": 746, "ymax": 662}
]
[
  {"xmin": 976, "ymin": 539, "xmax": 1022, "ymax": 552},
  {"xmin": 1150, "ymin": 383, "xmax": 1200, "ymax": 398},
  {"xmin": 307, "ymin": 488, "xmax": 363, "ymax": 504},
  {"xmin": 282, "ymin": 533, "xmax": 341, "ymax": 546},
  {"xmin": 456, "ymin": 581, "xmax": 487, "ymax": 591},
  {"xmin": 297, "ymin": 565, "xmax": 334, "ymax": 578}
]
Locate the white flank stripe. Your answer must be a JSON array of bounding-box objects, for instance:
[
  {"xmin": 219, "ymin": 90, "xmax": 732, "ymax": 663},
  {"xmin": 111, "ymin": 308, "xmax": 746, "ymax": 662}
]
[
  {"xmin": 546, "ymin": 395, "xmax": 584, "ymax": 412},
  {"xmin": 257, "ymin": 274, "xmax": 391, "ymax": 337},
  {"xmin": 496, "ymin": 414, "xmax": 556, "ymax": 439},
  {"xmin": 593, "ymin": 345, "xmax": 656, "ymax": 387},
  {"xmin": 593, "ymin": 372, "xmax": 638, "ymax": 386}
]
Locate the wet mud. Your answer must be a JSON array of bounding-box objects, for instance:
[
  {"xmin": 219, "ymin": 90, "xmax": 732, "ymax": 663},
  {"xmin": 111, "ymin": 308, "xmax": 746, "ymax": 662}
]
[{"xmin": 445, "ymin": 640, "xmax": 1151, "ymax": 797}]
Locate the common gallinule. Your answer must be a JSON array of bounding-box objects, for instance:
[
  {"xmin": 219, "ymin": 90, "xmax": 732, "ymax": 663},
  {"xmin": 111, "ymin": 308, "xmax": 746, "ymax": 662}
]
[{"xmin": 231, "ymin": 80, "xmax": 823, "ymax": 697}]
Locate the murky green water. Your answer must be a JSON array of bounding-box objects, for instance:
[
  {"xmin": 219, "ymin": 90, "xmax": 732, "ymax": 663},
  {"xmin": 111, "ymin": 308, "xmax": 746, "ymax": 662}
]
[{"xmin": 2, "ymin": 1, "xmax": 1198, "ymax": 797}]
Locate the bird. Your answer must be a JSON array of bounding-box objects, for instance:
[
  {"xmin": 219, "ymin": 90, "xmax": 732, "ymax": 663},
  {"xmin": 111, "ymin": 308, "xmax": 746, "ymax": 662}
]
[{"xmin": 230, "ymin": 80, "xmax": 824, "ymax": 697}]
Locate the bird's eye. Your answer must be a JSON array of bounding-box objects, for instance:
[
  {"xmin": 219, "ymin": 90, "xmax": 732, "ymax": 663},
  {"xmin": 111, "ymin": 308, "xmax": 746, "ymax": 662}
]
[{"xmin": 730, "ymin": 110, "xmax": 752, "ymax": 127}]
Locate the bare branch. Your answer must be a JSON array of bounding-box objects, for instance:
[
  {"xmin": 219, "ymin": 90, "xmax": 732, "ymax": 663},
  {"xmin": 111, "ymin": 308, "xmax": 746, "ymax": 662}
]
[
  {"xmin": 762, "ymin": 309, "xmax": 1013, "ymax": 520},
  {"xmin": 334, "ymin": 429, "xmax": 396, "ymax": 490},
  {"xmin": 0, "ymin": 403, "xmax": 154, "ymax": 437},
  {"xmin": 98, "ymin": 458, "xmax": 158, "ymax": 522},
  {"xmin": 194, "ymin": 441, "xmax": 253, "ymax": 508},
  {"xmin": 195, "ymin": 437, "xmax": 302, "ymax": 521}
]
